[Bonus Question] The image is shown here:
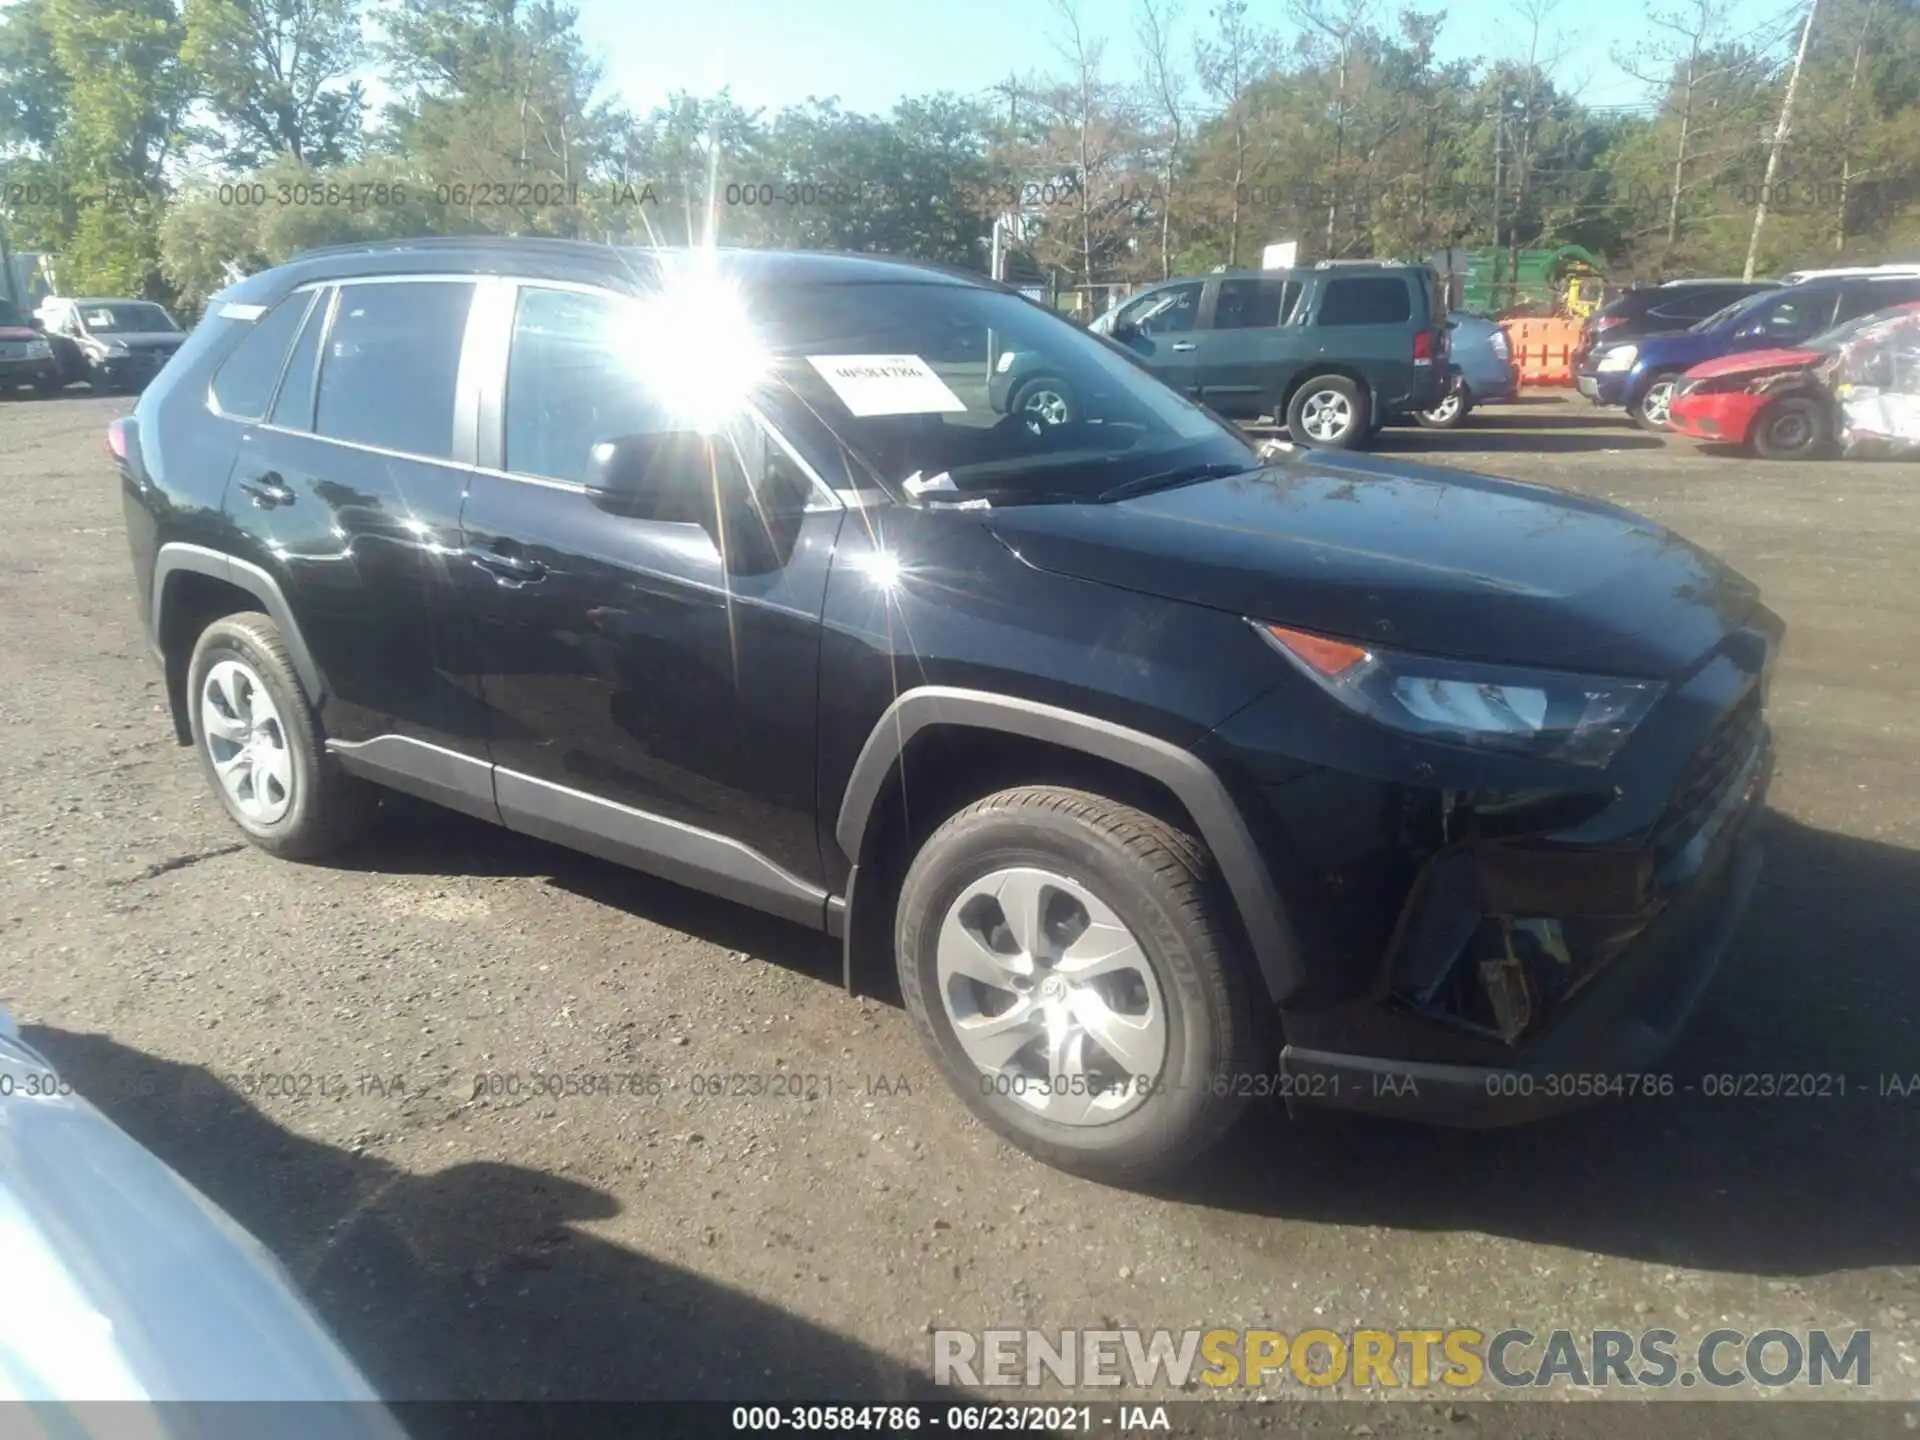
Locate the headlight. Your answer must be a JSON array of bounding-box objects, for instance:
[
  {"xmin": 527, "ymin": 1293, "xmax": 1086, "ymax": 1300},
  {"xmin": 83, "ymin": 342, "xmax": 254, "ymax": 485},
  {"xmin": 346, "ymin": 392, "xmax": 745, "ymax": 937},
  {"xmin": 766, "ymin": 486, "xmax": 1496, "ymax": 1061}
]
[
  {"xmin": 1254, "ymin": 622, "xmax": 1664, "ymax": 767},
  {"xmin": 1595, "ymin": 345, "xmax": 1637, "ymax": 373}
]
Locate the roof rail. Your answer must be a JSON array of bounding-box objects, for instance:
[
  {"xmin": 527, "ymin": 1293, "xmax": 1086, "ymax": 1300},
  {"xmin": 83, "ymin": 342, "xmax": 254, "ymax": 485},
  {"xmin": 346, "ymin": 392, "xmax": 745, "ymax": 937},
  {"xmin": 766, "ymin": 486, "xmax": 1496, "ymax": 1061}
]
[{"xmin": 286, "ymin": 233, "xmax": 626, "ymax": 263}]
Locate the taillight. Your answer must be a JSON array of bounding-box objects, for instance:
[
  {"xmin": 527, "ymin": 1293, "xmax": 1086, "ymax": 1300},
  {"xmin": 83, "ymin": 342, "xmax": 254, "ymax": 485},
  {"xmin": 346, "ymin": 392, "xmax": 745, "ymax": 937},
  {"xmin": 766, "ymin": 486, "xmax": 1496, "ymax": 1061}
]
[
  {"xmin": 1596, "ymin": 315, "xmax": 1623, "ymax": 331},
  {"xmin": 1413, "ymin": 330, "xmax": 1435, "ymax": 364},
  {"xmin": 106, "ymin": 416, "xmax": 131, "ymax": 462}
]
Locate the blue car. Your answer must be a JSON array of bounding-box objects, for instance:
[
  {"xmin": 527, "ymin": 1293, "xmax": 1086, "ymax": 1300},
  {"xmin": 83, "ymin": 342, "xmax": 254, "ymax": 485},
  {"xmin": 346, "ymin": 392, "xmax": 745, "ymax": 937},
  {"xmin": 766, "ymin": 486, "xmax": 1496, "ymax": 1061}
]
[{"xmin": 1576, "ymin": 272, "xmax": 1920, "ymax": 430}]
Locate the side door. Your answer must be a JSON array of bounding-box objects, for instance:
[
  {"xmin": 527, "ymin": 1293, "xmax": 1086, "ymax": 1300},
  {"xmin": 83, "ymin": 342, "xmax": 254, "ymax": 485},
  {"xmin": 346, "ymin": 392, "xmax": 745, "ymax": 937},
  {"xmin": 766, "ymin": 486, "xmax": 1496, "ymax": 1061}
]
[
  {"xmin": 1192, "ymin": 275, "xmax": 1302, "ymax": 420},
  {"xmin": 1107, "ymin": 281, "xmax": 1205, "ymax": 397},
  {"xmin": 220, "ymin": 274, "xmax": 496, "ymax": 812},
  {"xmin": 458, "ymin": 280, "xmax": 845, "ymax": 921},
  {"xmin": 1301, "ymin": 274, "xmax": 1418, "ymax": 409}
]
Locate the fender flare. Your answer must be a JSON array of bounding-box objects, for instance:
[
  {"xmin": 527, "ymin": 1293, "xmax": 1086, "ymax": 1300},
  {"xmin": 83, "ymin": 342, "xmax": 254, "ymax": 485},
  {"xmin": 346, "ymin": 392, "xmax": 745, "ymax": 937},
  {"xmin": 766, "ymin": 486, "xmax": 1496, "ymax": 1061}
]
[
  {"xmin": 834, "ymin": 686, "xmax": 1305, "ymax": 1003},
  {"xmin": 153, "ymin": 542, "xmax": 325, "ymax": 703}
]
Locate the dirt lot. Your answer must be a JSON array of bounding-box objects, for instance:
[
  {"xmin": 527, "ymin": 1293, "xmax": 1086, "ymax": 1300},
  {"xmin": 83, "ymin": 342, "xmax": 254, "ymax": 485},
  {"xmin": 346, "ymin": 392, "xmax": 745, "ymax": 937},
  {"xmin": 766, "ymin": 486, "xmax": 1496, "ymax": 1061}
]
[{"xmin": 1, "ymin": 391, "xmax": 1916, "ymax": 1426}]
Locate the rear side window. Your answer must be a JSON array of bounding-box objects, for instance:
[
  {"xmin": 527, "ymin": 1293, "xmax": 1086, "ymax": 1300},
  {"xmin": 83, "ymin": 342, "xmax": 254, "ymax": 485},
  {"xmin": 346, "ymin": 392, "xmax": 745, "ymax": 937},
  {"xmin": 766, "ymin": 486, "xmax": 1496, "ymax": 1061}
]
[
  {"xmin": 269, "ymin": 289, "xmax": 329, "ymax": 430},
  {"xmin": 314, "ymin": 280, "xmax": 475, "ymax": 459},
  {"xmin": 1315, "ymin": 277, "xmax": 1412, "ymax": 326},
  {"xmin": 1835, "ymin": 280, "xmax": 1920, "ymax": 322},
  {"xmin": 1213, "ymin": 278, "xmax": 1299, "ymax": 329},
  {"xmin": 210, "ymin": 292, "xmax": 314, "ymax": 419}
]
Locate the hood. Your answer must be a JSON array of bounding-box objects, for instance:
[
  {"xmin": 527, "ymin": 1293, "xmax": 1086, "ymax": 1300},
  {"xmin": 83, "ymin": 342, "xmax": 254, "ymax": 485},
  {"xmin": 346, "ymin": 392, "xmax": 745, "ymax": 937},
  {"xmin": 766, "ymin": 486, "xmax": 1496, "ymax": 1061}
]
[
  {"xmin": 1618, "ymin": 328, "xmax": 1726, "ymax": 367},
  {"xmin": 1684, "ymin": 346, "xmax": 1821, "ymax": 381},
  {"xmin": 981, "ymin": 452, "xmax": 1760, "ymax": 679}
]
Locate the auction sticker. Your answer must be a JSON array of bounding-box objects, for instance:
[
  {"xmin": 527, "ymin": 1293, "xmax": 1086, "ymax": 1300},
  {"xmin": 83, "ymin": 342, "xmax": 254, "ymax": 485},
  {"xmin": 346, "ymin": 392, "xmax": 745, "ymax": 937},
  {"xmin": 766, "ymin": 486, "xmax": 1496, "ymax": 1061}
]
[{"xmin": 806, "ymin": 354, "xmax": 967, "ymax": 417}]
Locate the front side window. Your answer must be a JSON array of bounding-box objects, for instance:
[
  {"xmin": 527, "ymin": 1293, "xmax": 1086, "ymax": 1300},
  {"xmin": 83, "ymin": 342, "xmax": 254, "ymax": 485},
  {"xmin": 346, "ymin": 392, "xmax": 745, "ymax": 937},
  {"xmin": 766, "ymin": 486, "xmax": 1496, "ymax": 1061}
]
[
  {"xmin": 1315, "ymin": 277, "xmax": 1412, "ymax": 326},
  {"xmin": 1214, "ymin": 278, "xmax": 1299, "ymax": 330},
  {"xmin": 1751, "ymin": 291, "xmax": 1833, "ymax": 338},
  {"xmin": 210, "ymin": 291, "xmax": 315, "ymax": 420},
  {"xmin": 1116, "ymin": 282, "xmax": 1201, "ymax": 336},
  {"xmin": 314, "ymin": 280, "xmax": 475, "ymax": 459}
]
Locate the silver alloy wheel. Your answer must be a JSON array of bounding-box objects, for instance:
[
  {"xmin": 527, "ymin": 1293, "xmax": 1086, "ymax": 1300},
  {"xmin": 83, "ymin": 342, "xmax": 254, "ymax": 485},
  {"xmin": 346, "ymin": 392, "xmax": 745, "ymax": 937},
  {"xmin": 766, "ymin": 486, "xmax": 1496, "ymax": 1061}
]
[
  {"xmin": 1020, "ymin": 387, "xmax": 1071, "ymax": 427},
  {"xmin": 1300, "ymin": 388, "xmax": 1354, "ymax": 442},
  {"xmin": 200, "ymin": 658, "xmax": 294, "ymax": 824},
  {"xmin": 935, "ymin": 866, "xmax": 1168, "ymax": 1125},
  {"xmin": 1641, "ymin": 379, "xmax": 1676, "ymax": 426},
  {"xmin": 1422, "ymin": 392, "xmax": 1462, "ymax": 424}
]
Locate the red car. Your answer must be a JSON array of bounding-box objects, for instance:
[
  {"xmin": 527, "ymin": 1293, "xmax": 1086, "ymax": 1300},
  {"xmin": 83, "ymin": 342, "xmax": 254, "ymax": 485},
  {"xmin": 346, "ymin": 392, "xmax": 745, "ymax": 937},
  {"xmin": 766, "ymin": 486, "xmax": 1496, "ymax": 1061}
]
[{"xmin": 1668, "ymin": 301, "xmax": 1920, "ymax": 459}]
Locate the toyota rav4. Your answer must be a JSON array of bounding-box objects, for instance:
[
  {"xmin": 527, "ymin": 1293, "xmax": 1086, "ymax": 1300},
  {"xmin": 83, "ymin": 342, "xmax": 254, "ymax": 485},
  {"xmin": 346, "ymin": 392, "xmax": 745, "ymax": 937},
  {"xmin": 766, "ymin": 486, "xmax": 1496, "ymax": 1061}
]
[{"xmin": 113, "ymin": 238, "xmax": 1779, "ymax": 1181}]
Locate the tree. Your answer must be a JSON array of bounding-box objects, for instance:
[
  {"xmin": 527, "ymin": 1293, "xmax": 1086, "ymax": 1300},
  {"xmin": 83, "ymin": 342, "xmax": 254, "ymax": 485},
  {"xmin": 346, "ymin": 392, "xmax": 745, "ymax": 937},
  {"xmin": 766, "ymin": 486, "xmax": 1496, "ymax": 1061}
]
[
  {"xmin": 1192, "ymin": 0, "xmax": 1281, "ymax": 266},
  {"xmin": 181, "ymin": 0, "xmax": 368, "ymax": 168},
  {"xmin": 1136, "ymin": 0, "xmax": 1188, "ymax": 278}
]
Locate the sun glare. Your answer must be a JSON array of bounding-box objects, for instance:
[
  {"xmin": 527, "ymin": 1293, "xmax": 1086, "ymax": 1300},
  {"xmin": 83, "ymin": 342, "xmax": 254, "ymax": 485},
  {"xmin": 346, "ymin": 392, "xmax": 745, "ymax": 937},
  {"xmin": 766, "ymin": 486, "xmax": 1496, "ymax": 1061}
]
[{"xmin": 616, "ymin": 251, "xmax": 771, "ymax": 432}]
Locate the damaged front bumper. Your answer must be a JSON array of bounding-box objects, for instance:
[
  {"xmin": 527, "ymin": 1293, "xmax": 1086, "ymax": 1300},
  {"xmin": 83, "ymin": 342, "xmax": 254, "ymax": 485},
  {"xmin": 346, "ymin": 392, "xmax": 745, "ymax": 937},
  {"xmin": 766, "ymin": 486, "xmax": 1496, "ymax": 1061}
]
[{"xmin": 1269, "ymin": 706, "xmax": 1774, "ymax": 1127}]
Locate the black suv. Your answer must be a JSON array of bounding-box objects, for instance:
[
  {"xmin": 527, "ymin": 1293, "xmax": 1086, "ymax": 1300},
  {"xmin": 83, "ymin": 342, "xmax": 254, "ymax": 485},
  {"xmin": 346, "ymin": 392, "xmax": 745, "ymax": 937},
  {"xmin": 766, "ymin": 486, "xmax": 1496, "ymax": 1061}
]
[
  {"xmin": 116, "ymin": 238, "xmax": 1779, "ymax": 1180},
  {"xmin": 1572, "ymin": 278, "xmax": 1780, "ymax": 372},
  {"xmin": 997, "ymin": 263, "xmax": 1448, "ymax": 451}
]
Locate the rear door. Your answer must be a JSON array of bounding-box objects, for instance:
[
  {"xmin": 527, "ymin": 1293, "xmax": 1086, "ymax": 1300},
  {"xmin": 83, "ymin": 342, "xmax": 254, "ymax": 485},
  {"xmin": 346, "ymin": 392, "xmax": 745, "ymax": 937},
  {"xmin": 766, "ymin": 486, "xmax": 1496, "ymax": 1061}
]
[
  {"xmin": 221, "ymin": 275, "xmax": 495, "ymax": 794},
  {"xmin": 1108, "ymin": 281, "xmax": 1204, "ymax": 398},
  {"xmin": 1191, "ymin": 275, "xmax": 1302, "ymax": 420},
  {"xmin": 1303, "ymin": 273, "xmax": 1418, "ymax": 409}
]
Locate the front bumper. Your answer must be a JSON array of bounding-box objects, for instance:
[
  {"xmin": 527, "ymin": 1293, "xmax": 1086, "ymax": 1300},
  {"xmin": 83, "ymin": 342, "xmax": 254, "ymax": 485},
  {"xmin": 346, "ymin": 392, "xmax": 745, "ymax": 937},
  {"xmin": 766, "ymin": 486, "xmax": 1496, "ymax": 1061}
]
[
  {"xmin": 1575, "ymin": 370, "xmax": 1627, "ymax": 406},
  {"xmin": 1669, "ymin": 390, "xmax": 1766, "ymax": 445},
  {"xmin": 0, "ymin": 355, "xmax": 59, "ymax": 387},
  {"xmin": 1268, "ymin": 706, "xmax": 1774, "ymax": 1127}
]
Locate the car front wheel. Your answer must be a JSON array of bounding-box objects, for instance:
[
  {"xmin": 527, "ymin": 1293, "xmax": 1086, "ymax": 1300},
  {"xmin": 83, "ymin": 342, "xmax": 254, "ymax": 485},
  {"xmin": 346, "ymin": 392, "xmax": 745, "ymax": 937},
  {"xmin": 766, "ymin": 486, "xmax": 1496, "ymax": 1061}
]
[
  {"xmin": 1751, "ymin": 394, "xmax": 1831, "ymax": 460},
  {"xmin": 187, "ymin": 612, "xmax": 376, "ymax": 859},
  {"xmin": 1632, "ymin": 374, "xmax": 1680, "ymax": 430},
  {"xmin": 895, "ymin": 786, "xmax": 1264, "ymax": 1182},
  {"xmin": 1010, "ymin": 377, "xmax": 1076, "ymax": 430}
]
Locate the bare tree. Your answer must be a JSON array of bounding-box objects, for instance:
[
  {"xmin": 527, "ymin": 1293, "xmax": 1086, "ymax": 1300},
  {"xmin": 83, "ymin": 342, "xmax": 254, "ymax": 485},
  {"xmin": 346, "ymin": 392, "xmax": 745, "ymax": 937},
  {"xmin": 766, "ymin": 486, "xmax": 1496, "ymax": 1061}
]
[
  {"xmin": 1136, "ymin": 0, "xmax": 1188, "ymax": 278},
  {"xmin": 1044, "ymin": 0, "xmax": 1133, "ymax": 285},
  {"xmin": 1291, "ymin": 0, "xmax": 1377, "ymax": 255},
  {"xmin": 1194, "ymin": 0, "xmax": 1279, "ymax": 267},
  {"xmin": 1832, "ymin": 0, "xmax": 1878, "ymax": 251},
  {"xmin": 1743, "ymin": 0, "xmax": 1821, "ymax": 279}
]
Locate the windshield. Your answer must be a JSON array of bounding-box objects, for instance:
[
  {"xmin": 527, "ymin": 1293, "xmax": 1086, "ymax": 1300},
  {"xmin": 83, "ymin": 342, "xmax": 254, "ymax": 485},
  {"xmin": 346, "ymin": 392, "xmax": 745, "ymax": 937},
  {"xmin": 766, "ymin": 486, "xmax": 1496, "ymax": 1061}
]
[
  {"xmin": 759, "ymin": 282, "xmax": 1257, "ymax": 505},
  {"xmin": 1689, "ymin": 293, "xmax": 1769, "ymax": 333},
  {"xmin": 1805, "ymin": 306, "xmax": 1920, "ymax": 351},
  {"xmin": 78, "ymin": 302, "xmax": 180, "ymax": 334}
]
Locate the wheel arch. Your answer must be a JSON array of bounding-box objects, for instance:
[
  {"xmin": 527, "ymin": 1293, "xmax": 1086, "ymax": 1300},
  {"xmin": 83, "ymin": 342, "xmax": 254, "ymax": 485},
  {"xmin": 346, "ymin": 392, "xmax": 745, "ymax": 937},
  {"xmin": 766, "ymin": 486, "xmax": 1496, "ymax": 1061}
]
[
  {"xmin": 833, "ymin": 687, "xmax": 1305, "ymax": 1006},
  {"xmin": 154, "ymin": 544, "xmax": 325, "ymax": 745}
]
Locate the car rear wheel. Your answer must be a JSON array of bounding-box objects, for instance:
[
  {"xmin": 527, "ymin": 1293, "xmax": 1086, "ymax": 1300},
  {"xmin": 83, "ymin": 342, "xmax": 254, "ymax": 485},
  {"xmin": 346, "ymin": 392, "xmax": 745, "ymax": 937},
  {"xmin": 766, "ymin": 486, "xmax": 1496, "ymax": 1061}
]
[
  {"xmin": 1286, "ymin": 375, "xmax": 1369, "ymax": 449},
  {"xmin": 1010, "ymin": 377, "xmax": 1076, "ymax": 430},
  {"xmin": 1751, "ymin": 395, "xmax": 1831, "ymax": 460},
  {"xmin": 1416, "ymin": 388, "xmax": 1472, "ymax": 429},
  {"xmin": 895, "ymin": 786, "xmax": 1264, "ymax": 1182},
  {"xmin": 187, "ymin": 612, "xmax": 377, "ymax": 859},
  {"xmin": 1632, "ymin": 374, "xmax": 1680, "ymax": 430}
]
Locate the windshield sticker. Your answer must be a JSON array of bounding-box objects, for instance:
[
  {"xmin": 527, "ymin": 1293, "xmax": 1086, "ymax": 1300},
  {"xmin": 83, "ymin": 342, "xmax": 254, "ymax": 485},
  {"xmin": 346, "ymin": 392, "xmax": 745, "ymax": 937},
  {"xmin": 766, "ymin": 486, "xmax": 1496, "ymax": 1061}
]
[{"xmin": 806, "ymin": 354, "xmax": 966, "ymax": 417}]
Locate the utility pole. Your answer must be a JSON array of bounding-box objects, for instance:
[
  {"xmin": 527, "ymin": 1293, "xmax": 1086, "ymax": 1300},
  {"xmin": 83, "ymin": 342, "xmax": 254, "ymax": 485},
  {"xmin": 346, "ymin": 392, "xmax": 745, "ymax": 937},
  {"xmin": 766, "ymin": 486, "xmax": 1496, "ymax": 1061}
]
[
  {"xmin": 1491, "ymin": 87, "xmax": 1505, "ymax": 310},
  {"xmin": 1744, "ymin": 0, "xmax": 1820, "ymax": 281}
]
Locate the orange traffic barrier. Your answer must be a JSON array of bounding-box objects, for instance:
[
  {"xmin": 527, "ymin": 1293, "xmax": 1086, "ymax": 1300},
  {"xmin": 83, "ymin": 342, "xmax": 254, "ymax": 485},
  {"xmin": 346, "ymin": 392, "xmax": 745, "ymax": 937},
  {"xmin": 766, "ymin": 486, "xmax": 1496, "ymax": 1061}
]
[{"xmin": 1500, "ymin": 317, "xmax": 1584, "ymax": 386}]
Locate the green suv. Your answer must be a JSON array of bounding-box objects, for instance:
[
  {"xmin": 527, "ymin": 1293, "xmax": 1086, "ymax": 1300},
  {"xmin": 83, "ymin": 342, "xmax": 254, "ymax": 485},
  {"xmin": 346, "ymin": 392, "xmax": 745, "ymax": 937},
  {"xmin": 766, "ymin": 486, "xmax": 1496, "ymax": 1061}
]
[{"xmin": 1005, "ymin": 263, "xmax": 1450, "ymax": 451}]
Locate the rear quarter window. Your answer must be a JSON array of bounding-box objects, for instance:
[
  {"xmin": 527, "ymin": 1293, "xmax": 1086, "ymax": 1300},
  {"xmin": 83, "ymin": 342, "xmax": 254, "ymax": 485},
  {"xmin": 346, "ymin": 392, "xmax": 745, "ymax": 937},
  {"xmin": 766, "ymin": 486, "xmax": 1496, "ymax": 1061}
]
[
  {"xmin": 1314, "ymin": 277, "xmax": 1413, "ymax": 326},
  {"xmin": 209, "ymin": 292, "xmax": 317, "ymax": 419}
]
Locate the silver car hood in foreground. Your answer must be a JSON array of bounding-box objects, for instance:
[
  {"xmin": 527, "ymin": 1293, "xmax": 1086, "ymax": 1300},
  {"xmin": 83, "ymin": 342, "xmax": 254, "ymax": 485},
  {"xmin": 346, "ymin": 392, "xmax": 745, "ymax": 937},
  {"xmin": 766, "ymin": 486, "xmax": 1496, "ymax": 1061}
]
[{"xmin": 0, "ymin": 1010, "xmax": 407, "ymax": 1434}]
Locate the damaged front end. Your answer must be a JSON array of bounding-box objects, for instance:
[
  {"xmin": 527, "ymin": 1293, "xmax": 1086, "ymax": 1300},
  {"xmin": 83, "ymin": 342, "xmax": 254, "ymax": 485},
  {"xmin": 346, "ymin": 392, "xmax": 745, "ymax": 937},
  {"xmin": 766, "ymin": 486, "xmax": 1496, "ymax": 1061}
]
[{"xmin": 1819, "ymin": 306, "xmax": 1920, "ymax": 458}]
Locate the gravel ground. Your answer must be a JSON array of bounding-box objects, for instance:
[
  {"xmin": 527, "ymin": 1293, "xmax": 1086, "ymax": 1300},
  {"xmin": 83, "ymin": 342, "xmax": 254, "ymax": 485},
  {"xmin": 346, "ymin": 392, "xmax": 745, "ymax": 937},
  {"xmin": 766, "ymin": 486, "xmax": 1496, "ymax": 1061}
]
[{"xmin": 1, "ymin": 390, "xmax": 1916, "ymax": 1431}]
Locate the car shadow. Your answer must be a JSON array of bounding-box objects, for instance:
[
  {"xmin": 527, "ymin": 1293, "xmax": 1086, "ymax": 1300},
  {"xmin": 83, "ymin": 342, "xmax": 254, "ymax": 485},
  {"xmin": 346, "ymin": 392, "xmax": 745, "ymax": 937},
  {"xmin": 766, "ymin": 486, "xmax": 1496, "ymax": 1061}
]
[
  {"xmin": 23, "ymin": 1026, "xmax": 952, "ymax": 1422},
  {"xmin": 304, "ymin": 800, "xmax": 1916, "ymax": 1277},
  {"xmin": 1147, "ymin": 808, "xmax": 1920, "ymax": 1277}
]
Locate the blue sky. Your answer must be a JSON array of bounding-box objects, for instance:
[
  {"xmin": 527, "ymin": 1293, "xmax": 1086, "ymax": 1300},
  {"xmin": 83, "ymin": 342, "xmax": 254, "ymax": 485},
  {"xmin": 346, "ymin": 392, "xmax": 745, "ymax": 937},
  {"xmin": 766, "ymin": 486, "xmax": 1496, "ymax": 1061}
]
[{"xmin": 567, "ymin": 0, "xmax": 1804, "ymax": 120}]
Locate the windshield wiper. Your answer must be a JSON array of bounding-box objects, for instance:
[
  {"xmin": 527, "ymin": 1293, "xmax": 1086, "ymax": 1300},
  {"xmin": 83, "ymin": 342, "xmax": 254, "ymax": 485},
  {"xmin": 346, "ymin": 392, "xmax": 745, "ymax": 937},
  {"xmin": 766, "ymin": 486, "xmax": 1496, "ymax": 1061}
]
[{"xmin": 1096, "ymin": 461, "xmax": 1254, "ymax": 503}]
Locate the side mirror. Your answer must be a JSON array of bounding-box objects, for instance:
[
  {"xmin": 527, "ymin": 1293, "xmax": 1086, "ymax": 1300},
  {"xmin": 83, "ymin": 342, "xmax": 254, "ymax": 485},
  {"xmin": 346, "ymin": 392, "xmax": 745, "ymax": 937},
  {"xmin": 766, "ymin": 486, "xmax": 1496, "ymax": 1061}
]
[
  {"xmin": 586, "ymin": 431, "xmax": 719, "ymax": 522},
  {"xmin": 585, "ymin": 428, "xmax": 807, "ymax": 573},
  {"xmin": 1110, "ymin": 317, "xmax": 1140, "ymax": 341}
]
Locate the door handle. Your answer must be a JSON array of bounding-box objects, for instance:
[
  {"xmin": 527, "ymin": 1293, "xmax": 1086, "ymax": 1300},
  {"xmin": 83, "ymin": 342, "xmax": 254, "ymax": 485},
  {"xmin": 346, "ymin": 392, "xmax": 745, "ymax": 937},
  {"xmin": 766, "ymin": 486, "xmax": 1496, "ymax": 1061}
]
[
  {"xmin": 469, "ymin": 542, "xmax": 548, "ymax": 586},
  {"xmin": 1170, "ymin": 342, "xmax": 1198, "ymax": 352},
  {"xmin": 238, "ymin": 472, "xmax": 294, "ymax": 508}
]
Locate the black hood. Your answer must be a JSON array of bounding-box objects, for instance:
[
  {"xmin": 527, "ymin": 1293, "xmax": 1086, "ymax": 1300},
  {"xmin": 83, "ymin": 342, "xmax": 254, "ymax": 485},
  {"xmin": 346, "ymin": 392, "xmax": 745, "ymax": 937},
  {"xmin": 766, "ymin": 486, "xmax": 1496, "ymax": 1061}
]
[
  {"xmin": 981, "ymin": 451, "xmax": 1761, "ymax": 679},
  {"xmin": 88, "ymin": 332, "xmax": 183, "ymax": 352}
]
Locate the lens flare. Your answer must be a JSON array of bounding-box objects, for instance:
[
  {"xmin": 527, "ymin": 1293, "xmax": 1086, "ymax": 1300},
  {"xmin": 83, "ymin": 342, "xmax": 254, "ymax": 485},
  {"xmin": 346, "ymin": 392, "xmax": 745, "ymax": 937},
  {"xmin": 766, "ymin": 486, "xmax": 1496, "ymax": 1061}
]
[{"xmin": 614, "ymin": 251, "xmax": 770, "ymax": 432}]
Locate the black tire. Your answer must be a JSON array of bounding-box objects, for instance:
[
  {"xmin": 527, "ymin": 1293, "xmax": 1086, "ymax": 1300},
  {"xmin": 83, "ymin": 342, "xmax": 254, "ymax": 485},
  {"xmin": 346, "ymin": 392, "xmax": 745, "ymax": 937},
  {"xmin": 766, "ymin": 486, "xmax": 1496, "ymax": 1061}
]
[
  {"xmin": 895, "ymin": 786, "xmax": 1265, "ymax": 1182},
  {"xmin": 1286, "ymin": 375, "xmax": 1370, "ymax": 449},
  {"xmin": 186, "ymin": 611, "xmax": 377, "ymax": 859},
  {"xmin": 1416, "ymin": 387, "xmax": 1473, "ymax": 429},
  {"xmin": 33, "ymin": 375, "xmax": 62, "ymax": 398},
  {"xmin": 1631, "ymin": 372, "xmax": 1680, "ymax": 431},
  {"xmin": 1009, "ymin": 377, "xmax": 1077, "ymax": 429},
  {"xmin": 1751, "ymin": 394, "xmax": 1831, "ymax": 460}
]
